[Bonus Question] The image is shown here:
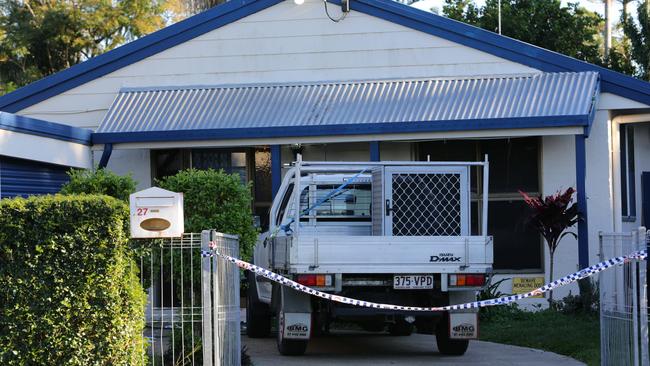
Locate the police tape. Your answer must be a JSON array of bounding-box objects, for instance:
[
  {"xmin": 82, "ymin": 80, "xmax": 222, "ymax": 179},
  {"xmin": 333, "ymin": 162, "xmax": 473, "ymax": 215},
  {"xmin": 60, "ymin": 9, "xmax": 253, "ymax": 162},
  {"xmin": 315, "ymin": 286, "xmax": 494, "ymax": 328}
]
[{"xmin": 202, "ymin": 244, "xmax": 647, "ymax": 312}]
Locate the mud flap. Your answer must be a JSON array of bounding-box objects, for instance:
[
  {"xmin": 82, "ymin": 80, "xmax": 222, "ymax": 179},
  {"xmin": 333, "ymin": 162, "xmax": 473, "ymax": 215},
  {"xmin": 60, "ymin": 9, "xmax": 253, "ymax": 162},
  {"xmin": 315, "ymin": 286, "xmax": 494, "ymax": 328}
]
[
  {"xmin": 278, "ymin": 285, "xmax": 312, "ymax": 340},
  {"xmin": 449, "ymin": 312, "xmax": 478, "ymax": 340},
  {"xmin": 279, "ymin": 312, "xmax": 311, "ymax": 340}
]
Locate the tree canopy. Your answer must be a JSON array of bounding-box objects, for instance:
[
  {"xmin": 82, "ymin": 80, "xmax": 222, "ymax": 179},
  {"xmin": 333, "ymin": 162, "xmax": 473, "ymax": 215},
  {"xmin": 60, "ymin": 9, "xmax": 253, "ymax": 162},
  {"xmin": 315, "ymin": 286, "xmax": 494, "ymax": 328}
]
[
  {"xmin": 443, "ymin": 0, "xmax": 604, "ymax": 65},
  {"xmin": 0, "ymin": 0, "xmax": 169, "ymax": 94},
  {"xmin": 621, "ymin": 1, "xmax": 649, "ymax": 80}
]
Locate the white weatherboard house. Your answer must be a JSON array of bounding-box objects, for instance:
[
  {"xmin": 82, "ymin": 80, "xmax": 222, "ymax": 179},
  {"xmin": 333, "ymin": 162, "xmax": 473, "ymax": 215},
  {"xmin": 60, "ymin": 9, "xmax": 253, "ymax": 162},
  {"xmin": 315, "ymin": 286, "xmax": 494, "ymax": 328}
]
[{"xmin": 1, "ymin": 0, "xmax": 650, "ymax": 304}]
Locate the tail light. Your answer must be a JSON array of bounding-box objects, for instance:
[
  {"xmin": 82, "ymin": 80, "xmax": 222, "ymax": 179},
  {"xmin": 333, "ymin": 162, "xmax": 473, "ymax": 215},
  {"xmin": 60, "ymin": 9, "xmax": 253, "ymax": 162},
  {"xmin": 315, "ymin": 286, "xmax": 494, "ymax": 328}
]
[
  {"xmin": 449, "ymin": 274, "xmax": 486, "ymax": 287},
  {"xmin": 296, "ymin": 274, "xmax": 333, "ymax": 287}
]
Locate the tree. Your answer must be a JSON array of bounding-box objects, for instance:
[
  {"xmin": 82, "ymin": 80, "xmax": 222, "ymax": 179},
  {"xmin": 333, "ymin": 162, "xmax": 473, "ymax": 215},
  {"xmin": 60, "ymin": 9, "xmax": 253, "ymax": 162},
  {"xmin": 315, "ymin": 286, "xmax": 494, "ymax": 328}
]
[
  {"xmin": 443, "ymin": 0, "xmax": 605, "ymax": 65},
  {"xmin": 621, "ymin": 1, "xmax": 650, "ymax": 80},
  {"xmin": 0, "ymin": 0, "xmax": 169, "ymax": 94},
  {"xmin": 520, "ymin": 188, "xmax": 579, "ymax": 305},
  {"xmin": 181, "ymin": 0, "xmax": 227, "ymax": 14}
]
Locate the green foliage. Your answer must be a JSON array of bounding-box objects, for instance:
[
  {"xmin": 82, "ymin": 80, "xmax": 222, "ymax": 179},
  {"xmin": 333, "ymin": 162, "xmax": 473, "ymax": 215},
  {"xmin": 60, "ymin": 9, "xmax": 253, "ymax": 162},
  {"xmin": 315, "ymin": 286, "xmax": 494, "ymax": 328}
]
[
  {"xmin": 520, "ymin": 187, "xmax": 579, "ymax": 303},
  {"xmin": 61, "ymin": 168, "xmax": 137, "ymax": 202},
  {"xmin": 181, "ymin": 0, "xmax": 228, "ymax": 14},
  {"xmin": 443, "ymin": 0, "xmax": 604, "ymax": 65},
  {"xmin": 0, "ymin": 0, "xmax": 169, "ymax": 92},
  {"xmin": 621, "ymin": 1, "xmax": 650, "ymax": 80},
  {"xmin": 164, "ymin": 325, "xmax": 203, "ymax": 366},
  {"xmin": 477, "ymin": 277, "xmax": 511, "ymax": 320},
  {"xmin": 556, "ymin": 278, "xmax": 599, "ymax": 316},
  {"xmin": 481, "ymin": 308, "xmax": 600, "ymax": 365},
  {"xmin": 157, "ymin": 169, "xmax": 257, "ymax": 261},
  {"xmin": 0, "ymin": 194, "xmax": 147, "ymax": 365}
]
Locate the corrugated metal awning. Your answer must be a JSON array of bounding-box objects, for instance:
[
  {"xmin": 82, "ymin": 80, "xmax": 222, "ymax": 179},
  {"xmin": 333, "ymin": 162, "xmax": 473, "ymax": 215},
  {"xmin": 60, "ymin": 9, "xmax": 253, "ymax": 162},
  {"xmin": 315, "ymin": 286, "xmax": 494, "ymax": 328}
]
[{"xmin": 93, "ymin": 72, "xmax": 599, "ymax": 144}]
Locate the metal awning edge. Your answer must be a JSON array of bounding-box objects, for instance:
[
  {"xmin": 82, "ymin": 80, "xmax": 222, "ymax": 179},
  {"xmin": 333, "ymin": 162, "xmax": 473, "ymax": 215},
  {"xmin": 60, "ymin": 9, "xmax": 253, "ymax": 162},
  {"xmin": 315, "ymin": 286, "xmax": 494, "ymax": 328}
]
[{"xmin": 91, "ymin": 115, "xmax": 589, "ymax": 144}]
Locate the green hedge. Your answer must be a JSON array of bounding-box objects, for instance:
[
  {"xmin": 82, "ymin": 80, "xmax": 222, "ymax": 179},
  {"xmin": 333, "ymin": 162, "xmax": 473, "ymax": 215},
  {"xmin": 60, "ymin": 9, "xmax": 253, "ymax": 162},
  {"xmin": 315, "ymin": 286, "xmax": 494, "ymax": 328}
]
[
  {"xmin": 61, "ymin": 168, "xmax": 137, "ymax": 202},
  {"xmin": 0, "ymin": 194, "xmax": 147, "ymax": 365},
  {"xmin": 158, "ymin": 169, "xmax": 258, "ymax": 260}
]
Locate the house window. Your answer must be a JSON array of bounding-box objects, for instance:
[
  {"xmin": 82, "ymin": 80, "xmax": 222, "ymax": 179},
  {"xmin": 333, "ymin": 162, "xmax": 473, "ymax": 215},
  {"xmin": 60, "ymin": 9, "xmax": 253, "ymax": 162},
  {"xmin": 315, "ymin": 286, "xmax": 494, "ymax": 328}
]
[
  {"xmin": 151, "ymin": 148, "xmax": 250, "ymax": 182},
  {"xmin": 191, "ymin": 149, "xmax": 248, "ymax": 183},
  {"xmin": 151, "ymin": 147, "xmax": 274, "ymax": 229},
  {"xmin": 620, "ymin": 124, "xmax": 636, "ymax": 221},
  {"xmin": 418, "ymin": 137, "xmax": 541, "ymax": 271}
]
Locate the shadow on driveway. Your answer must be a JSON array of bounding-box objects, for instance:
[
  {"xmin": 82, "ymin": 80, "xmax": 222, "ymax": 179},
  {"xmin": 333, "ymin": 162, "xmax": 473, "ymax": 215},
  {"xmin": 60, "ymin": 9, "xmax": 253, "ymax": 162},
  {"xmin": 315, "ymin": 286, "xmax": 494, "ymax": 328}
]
[{"xmin": 243, "ymin": 330, "xmax": 586, "ymax": 366}]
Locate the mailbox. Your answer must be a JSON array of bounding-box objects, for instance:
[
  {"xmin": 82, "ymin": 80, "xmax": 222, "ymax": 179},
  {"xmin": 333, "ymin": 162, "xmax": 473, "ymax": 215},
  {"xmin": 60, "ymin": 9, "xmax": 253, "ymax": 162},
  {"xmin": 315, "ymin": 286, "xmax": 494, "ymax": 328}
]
[{"xmin": 129, "ymin": 187, "xmax": 184, "ymax": 238}]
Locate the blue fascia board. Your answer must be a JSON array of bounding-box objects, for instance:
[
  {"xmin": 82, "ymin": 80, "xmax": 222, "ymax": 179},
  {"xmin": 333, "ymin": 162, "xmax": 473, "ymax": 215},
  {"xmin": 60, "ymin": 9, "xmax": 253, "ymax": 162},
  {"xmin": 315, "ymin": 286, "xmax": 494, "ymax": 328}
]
[
  {"xmin": 2, "ymin": 0, "xmax": 649, "ymax": 113},
  {"xmin": 0, "ymin": 0, "xmax": 282, "ymax": 113},
  {"xmin": 0, "ymin": 112, "xmax": 92, "ymax": 144},
  {"xmin": 91, "ymin": 115, "xmax": 589, "ymax": 144},
  {"xmin": 348, "ymin": 0, "xmax": 650, "ymax": 106}
]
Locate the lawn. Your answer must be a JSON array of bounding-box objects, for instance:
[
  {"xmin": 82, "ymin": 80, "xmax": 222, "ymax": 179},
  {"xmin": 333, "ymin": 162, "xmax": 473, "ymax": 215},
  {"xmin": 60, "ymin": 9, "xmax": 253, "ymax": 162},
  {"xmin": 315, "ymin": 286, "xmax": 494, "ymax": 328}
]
[{"xmin": 480, "ymin": 308, "xmax": 600, "ymax": 366}]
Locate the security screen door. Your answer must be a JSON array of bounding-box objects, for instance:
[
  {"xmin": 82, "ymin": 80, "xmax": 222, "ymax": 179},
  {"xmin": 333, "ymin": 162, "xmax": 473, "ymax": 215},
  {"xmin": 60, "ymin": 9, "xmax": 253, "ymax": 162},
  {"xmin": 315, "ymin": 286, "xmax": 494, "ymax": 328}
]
[{"xmin": 384, "ymin": 166, "xmax": 470, "ymax": 236}]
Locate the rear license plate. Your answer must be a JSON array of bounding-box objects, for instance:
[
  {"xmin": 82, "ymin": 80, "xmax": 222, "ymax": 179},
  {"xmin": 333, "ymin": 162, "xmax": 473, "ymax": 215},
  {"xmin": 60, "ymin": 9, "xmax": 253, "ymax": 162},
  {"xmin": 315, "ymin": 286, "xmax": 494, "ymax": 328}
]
[{"xmin": 393, "ymin": 275, "xmax": 434, "ymax": 289}]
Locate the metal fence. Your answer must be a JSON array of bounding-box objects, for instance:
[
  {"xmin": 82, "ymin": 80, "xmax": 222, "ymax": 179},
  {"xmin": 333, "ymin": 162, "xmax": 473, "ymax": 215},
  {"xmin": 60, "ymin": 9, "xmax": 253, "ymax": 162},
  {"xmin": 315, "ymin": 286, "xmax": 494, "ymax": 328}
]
[
  {"xmin": 135, "ymin": 231, "xmax": 241, "ymax": 366},
  {"xmin": 599, "ymin": 228, "xmax": 648, "ymax": 366}
]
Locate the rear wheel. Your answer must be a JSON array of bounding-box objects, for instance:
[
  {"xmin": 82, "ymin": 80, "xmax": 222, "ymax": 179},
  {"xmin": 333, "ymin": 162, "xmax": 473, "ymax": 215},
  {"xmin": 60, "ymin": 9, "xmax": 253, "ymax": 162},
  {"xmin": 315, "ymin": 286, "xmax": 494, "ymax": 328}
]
[
  {"xmin": 435, "ymin": 313, "xmax": 469, "ymax": 356},
  {"xmin": 246, "ymin": 272, "xmax": 271, "ymax": 338}
]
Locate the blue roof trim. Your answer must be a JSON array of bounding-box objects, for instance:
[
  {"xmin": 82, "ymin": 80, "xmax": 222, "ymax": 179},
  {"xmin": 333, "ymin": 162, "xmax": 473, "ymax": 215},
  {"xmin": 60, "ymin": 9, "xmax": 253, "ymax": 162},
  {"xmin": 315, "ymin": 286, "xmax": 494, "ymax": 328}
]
[
  {"xmin": 91, "ymin": 115, "xmax": 589, "ymax": 144},
  {"xmin": 348, "ymin": 0, "xmax": 650, "ymax": 106},
  {"xmin": 0, "ymin": 112, "xmax": 92, "ymax": 144},
  {"xmin": 584, "ymin": 78, "xmax": 601, "ymax": 137},
  {"xmin": 0, "ymin": 0, "xmax": 282, "ymax": 113},
  {"xmin": 1, "ymin": 0, "xmax": 649, "ymax": 114}
]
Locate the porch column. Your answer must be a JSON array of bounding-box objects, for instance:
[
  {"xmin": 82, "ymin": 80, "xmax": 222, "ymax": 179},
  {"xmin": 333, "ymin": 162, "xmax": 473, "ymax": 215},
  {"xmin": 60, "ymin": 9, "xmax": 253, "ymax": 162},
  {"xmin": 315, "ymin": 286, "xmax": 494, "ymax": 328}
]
[
  {"xmin": 271, "ymin": 145, "xmax": 281, "ymax": 199},
  {"xmin": 370, "ymin": 141, "xmax": 380, "ymax": 161},
  {"xmin": 575, "ymin": 135, "xmax": 589, "ymax": 268}
]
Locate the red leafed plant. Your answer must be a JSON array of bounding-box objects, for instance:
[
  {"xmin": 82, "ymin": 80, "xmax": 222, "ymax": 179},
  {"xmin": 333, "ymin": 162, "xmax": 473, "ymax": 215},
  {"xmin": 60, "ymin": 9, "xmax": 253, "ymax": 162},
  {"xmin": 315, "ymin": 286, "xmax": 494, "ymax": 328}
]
[{"xmin": 519, "ymin": 187, "xmax": 580, "ymax": 304}]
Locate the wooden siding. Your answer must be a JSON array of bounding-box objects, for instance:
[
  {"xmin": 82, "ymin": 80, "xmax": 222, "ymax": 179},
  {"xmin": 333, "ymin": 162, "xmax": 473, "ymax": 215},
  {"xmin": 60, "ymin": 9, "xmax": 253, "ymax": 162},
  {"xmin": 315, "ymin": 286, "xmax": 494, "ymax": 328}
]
[{"xmin": 19, "ymin": 0, "xmax": 538, "ymax": 128}]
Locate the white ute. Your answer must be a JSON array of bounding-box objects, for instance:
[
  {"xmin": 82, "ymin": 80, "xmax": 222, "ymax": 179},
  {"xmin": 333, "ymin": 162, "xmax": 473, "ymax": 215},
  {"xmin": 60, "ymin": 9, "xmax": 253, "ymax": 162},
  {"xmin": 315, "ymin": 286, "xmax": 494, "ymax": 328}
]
[{"xmin": 247, "ymin": 156, "xmax": 493, "ymax": 356}]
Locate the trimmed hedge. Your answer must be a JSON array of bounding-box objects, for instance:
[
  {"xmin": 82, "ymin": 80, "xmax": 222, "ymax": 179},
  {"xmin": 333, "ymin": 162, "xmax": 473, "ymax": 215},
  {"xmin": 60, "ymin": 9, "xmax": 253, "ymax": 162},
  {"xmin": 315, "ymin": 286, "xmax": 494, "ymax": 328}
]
[
  {"xmin": 61, "ymin": 168, "xmax": 137, "ymax": 202},
  {"xmin": 0, "ymin": 194, "xmax": 147, "ymax": 365}
]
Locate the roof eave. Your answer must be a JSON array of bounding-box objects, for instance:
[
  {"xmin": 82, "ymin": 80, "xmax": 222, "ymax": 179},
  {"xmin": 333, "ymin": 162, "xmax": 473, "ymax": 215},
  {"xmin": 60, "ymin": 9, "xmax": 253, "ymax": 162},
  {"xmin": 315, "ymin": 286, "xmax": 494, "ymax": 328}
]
[
  {"xmin": 1, "ymin": 0, "xmax": 649, "ymax": 113},
  {"xmin": 91, "ymin": 115, "xmax": 590, "ymax": 144},
  {"xmin": 0, "ymin": 112, "xmax": 92, "ymax": 145}
]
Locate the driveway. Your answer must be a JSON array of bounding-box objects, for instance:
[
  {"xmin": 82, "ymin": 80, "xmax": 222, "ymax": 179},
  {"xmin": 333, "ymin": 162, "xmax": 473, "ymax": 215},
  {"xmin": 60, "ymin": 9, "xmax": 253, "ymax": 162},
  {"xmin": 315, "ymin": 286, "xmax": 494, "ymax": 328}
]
[{"xmin": 243, "ymin": 330, "xmax": 585, "ymax": 366}]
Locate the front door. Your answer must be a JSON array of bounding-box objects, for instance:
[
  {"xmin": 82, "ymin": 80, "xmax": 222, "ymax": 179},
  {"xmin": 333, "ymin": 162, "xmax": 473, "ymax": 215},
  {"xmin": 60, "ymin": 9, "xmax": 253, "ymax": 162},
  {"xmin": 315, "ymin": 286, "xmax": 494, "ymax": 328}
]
[{"xmin": 384, "ymin": 166, "xmax": 470, "ymax": 236}]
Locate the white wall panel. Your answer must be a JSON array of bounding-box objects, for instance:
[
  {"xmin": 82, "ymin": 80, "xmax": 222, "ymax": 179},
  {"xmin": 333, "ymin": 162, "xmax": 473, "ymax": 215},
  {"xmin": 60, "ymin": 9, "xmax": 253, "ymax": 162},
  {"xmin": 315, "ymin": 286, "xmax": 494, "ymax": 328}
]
[
  {"xmin": 18, "ymin": 0, "xmax": 538, "ymax": 128},
  {"xmin": 93, "ymin": 149, "xmax": 151, "ymax": 190},
  {"xmin": 540, "ymin": 134, "xmax": 578, "ymax": 299},
  {"xmin": 0, "ymin": 130, "xmax": 92, "ymax": 168}
]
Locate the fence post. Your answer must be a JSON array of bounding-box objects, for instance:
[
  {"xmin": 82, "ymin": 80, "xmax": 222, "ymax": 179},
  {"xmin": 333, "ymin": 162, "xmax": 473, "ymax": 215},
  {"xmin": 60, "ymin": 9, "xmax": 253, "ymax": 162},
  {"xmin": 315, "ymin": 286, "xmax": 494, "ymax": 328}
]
[
  {"xmin": 633, "ymin": 230, "xmax": 640, "ymax": 366},
  {"xmin": 201, "ymin": 230, "xmax": 214, "ymax": 366},
  {"xmin": 639, "ymin": 227, "xmax": 648, "ymax": 366},
  {"xmin": 211, "ymin": 230, "xmax": 221, "ymax": 366}
]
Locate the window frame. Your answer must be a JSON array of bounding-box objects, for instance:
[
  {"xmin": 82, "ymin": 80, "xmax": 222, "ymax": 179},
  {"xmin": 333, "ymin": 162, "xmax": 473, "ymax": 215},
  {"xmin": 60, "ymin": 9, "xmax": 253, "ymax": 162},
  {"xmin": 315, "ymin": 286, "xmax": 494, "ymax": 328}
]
[{"xmin": 620, "ymin": 124, "xmax": 637, "ymax": 222}]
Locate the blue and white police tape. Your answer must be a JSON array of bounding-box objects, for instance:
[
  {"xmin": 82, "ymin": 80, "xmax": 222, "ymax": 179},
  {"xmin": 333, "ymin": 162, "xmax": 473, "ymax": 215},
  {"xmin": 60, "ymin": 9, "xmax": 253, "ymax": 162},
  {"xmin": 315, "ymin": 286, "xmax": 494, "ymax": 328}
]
[{"xmin": 202, "ymin": 245, "xmax": 647, "ymax": 312}]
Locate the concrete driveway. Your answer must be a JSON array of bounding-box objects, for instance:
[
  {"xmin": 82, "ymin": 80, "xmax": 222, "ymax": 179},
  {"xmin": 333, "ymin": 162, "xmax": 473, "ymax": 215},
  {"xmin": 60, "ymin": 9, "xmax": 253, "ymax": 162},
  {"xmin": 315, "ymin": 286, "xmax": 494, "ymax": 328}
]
[{"xmin": 243, "ymin": 330, "xmax": 586, "ymax": 366}]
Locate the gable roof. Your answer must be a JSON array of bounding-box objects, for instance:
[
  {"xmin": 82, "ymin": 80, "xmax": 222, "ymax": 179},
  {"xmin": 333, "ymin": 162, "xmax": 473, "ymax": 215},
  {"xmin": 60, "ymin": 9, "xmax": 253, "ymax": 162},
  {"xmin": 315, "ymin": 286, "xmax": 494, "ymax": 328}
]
[{"xmin": 0, "ymin": 0, "xmax": 648, "ymax": 113}]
